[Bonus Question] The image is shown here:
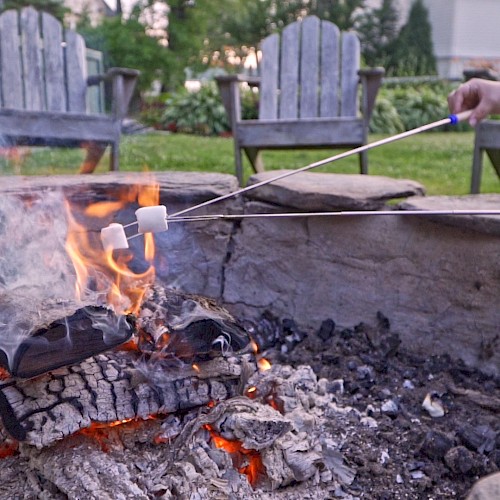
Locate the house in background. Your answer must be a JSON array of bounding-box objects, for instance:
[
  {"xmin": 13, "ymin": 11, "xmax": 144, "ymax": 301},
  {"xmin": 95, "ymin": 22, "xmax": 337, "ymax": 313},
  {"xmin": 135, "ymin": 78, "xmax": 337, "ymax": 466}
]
[
  {"xmin": 424, "ymin": 0, "xmax": 500, "ymax": 79},
  {"xmin": 64, "ymin": 0, "xmax": 115, "ymax": 28},
  {"xmin": 367, "ymin": 0, "xmax": 500, "ymax": 79}
]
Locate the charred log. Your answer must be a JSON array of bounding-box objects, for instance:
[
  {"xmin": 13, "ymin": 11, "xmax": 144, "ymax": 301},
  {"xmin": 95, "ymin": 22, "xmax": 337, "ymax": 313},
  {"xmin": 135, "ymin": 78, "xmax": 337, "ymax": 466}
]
[
  {"xmin": 0, "ymin": 350, "xmax": 256, "ymax": 448},
  {"xmin": 0, "ymin": 306, "xmax": 134, "ymax": 379},
  {"xmin": 137, "ymin": 286, "xmax": 252, "ymax": 361}
]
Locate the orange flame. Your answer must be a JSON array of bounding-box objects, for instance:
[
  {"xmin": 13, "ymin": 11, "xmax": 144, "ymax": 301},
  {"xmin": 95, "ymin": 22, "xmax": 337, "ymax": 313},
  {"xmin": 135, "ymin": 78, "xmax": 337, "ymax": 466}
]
[
  {"xmin": 78, "ymin": 418, "xmax": 137, "ymax": 452},
  {"xmin": 64, "ymin": 183, "xmax": 160, "ymax": 315},
  {"xmin": 257, "ymin": 358, "xmax": 271, "ymax": 372},
  {"xmin": 205, "ymin": 425, "xmax": 266, "ymax": 487}
]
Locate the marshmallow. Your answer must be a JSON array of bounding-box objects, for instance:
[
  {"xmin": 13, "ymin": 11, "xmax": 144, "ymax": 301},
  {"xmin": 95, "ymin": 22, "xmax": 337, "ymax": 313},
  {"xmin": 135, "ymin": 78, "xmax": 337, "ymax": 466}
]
[
  {"xmin": 135, "ymin": 205, "xmax": 168, "ymax": 234},
  {"xmin": 100, "ymin": 223, "xmax": 129, "ymax": 250}
]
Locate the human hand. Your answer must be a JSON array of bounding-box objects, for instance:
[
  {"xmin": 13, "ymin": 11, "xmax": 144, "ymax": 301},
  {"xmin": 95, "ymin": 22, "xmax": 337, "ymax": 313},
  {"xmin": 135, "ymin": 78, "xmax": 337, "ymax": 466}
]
[{"xmin": 448, "ymin": 78, "xmax": 500, "ymax": 126}]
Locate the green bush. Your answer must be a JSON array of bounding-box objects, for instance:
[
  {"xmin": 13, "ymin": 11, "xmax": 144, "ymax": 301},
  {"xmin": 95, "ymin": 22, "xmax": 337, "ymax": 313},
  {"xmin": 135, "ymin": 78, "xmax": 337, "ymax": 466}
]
[
  {"xmin": 369, "ymin": 82, "xmax": 471, "ymax": 134},
  {"xmin": 391, "ymin": 85, "xmax": 448, "ymax": 130},
  {"xmin": 162, "ymin": 84, "xmax": 230, "ymax": 136},
  {"xmin": 370, "ymin": 95, "xmax": 405, "ymax": 134},
  {"xmin": 241, "ymin": 89, "xmax": 259, "ymax": 120}
]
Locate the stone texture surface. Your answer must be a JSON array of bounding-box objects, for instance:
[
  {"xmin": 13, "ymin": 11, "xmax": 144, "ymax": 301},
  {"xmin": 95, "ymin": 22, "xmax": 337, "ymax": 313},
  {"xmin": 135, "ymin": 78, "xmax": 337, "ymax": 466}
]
[
  {"xmin": 0, "ymin": 173, "xmax": 498, "ymax": 376},
  {"xmin": 401, "ymin": 194, "xmax": 500, "ymax": 236},
  {"xmin": 222, "ymin": 198, "xmax": 500, "ymax": 376},
  {"xmin": 466, "ymin": 472, "xmax": 500, "ymax": 500},
  {"xmin": 246, "ymin": 171, "xmax": 426, "ymax": 210}
]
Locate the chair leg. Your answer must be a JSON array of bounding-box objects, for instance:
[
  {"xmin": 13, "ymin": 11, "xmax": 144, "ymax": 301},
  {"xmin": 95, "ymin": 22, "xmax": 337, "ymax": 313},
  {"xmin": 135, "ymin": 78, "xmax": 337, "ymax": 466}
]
[
  {"xmin": 235, "ymin": 145, "xmax": 244, "ymax": 186},
  {"xmin": 245, "ymin": 148, "xmax": 264, "ymax": 173},
  {"xmin": 471, "ymin": 140, "xmax": 483, "ymax": 194},
  {"xmin": 359, "ymin": 151, "xmax": 368, "ymax": 175},
  {"xmin": 79, "ymin": 142, "xmax": 107, "ymax": 174},
  {"xmin": 110, "ymin": 140, "xmax": 119, "ymax": 172}
]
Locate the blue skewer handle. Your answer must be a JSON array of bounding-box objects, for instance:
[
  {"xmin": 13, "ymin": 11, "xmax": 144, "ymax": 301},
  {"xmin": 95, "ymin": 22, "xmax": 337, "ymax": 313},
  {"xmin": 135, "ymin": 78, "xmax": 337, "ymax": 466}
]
[{"xmin": 449, "ymin": 110, "xmax": 473, "ymax": 125}]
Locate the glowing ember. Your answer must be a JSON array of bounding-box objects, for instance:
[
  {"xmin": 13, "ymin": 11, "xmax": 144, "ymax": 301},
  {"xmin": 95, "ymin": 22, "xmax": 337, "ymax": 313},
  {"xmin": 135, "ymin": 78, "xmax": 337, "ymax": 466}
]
[
  {"xmin": 0, "ymin": 366, "xmax": 10, "ymax": 380},
  {"xmin": 250, "ymin": 339, "xmax": 259, "ymax": 353},
  {"xmin": 257, "ymin": 358, "xmax": 271, "ymax": 371},
  {"xmin": 77, "ymin": 418, "xmax": 139, "ymax": 452},
  {"xmin": 0, "ymin": 439, "xmax": 18, "ymax": 459},
  {"xmin": 204, "ymin": 425, "xmax": 266, "ymax": 488},
  {"xmin": 64, "ymin": 182, "xmax": 161, "ymax": 315}
]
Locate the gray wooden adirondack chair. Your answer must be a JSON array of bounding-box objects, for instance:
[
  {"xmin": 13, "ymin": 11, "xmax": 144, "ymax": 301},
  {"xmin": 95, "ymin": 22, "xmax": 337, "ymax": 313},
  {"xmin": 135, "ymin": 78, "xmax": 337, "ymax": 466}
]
[
  {"xmin": 0, "ymin": 7, "xmax": 139, "ymax": 173},
  {"xmin": 463, "ymin": 69, "xmax": 500, "ymax": 193},
  {"xmin": 216, "ymin": 16, "xmax": 384, "ymax": 185},
  {"xmin": 471, "ymin": 121, "xmax": 500, "ymax": 193}
]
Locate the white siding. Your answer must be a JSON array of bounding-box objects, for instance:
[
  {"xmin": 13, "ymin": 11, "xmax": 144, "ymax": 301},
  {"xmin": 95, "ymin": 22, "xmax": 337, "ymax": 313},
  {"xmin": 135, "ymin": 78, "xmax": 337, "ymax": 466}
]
[
  {"xmin": 425, "ymin": 0, "xmax": 500, "ymax": 78},
  {"xmin": 64, "ymin": 0, "xmax": 111, "ymax": 28},
  {"xmin": 365, "ymin": 0, "xmax": 500, "ymax": 78}
]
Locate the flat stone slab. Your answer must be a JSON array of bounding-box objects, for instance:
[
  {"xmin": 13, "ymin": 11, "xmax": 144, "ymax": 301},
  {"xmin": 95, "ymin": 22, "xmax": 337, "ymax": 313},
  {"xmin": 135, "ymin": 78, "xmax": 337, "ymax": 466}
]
[
  {"xmin": 246, "ymin": 171, "xmax": 425, "ymax": 211},
  {"xmin": 400, "ymin": 194, "xmax": 500, "ymax": 236},
  {"xmin": 0, "ymin": 171, "xmax": 239, "ymax": 203}
]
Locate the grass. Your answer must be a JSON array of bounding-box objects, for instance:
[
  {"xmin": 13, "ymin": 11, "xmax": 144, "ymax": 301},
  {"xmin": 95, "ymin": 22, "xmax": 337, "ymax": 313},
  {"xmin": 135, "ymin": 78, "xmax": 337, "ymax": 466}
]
[{"xmin": 1, "ymin": 130, "xmax": 499, "ymax": 195}]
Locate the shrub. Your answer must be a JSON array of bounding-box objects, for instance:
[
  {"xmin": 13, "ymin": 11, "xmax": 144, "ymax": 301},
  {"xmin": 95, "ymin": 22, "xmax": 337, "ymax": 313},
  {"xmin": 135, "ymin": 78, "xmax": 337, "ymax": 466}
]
[
  {"xmin": 369, "ymin": 81, "xmax": 471, "ymax": 134},
  {"xmin": 370, "ymin": 95, "xmax": 404, "ymax": 134},
  {"xmin": 162, "ymin": 84, "xmax": 230, "ymax": 136},
  {"xmin": 391, "ymin": 85, "xmax": 448, "ymax": 130}
]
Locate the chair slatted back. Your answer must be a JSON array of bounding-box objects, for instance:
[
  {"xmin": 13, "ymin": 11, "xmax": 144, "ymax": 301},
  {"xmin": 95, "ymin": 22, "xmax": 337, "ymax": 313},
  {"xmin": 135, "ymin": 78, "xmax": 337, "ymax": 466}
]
[
  {"xmin": 258, "ymin": 16, "xmax": 360, "ymax": 120},
  {"xmin": 0, "ymin": 7, "xmax": 87, "ymax": 113}
]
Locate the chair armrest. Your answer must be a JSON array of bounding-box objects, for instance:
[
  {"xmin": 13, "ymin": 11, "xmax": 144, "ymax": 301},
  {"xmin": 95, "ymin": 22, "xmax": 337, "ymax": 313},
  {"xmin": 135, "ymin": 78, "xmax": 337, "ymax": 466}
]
[
  {"xmin": 358, "ymin": 67, "xmax": 385, "ymax": 123},
  {"xmin": 215, "ymin": 74, "xmax": 261, "ymax": 126},
  {"xmin": 215, "ymin": 74, "xmax": 261, "ymax": 87},
  {"xmin": 87, "ymin": 68, "xmax": 140, "ymax": 119}
]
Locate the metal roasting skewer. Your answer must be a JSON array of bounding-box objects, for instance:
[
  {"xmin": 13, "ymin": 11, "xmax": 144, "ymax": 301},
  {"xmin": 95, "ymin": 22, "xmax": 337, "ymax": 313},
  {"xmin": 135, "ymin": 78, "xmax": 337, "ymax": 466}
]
[
  {"xmin": 102, "ymin": 109, "xmax": 499, "ymax": 247},
  {"xmin": 168, "ymin": 110, "xmax": 474, "ymax": 219},
  {"xmin": 163, "ymin": 209, "xmax": 500, "ymax": 223},
  {"xmin": 117, "ymin": 210, "xmax": 500, "ymax": 243}
]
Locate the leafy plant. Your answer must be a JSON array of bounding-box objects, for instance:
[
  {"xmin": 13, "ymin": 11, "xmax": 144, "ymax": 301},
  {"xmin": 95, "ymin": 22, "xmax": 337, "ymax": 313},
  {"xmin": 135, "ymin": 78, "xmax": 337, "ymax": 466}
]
[
  {"xmin": 368, "ymin": 82, "xmax": 471, "ymax": 133},
  {"xmin": 370, "ymin": 95, "xmax": 404, "ymax": 134},
  {"xmin": 162, "ymin": 84, "xmax": 230, "ymax": 136},
  {"xmin": 391, "ymin": 86, "xmax": 448, "ymax": 130}
]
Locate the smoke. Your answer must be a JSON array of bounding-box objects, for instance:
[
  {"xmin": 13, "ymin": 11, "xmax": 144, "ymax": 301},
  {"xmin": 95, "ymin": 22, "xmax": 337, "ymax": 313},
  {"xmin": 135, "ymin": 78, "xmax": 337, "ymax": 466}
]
[{"xmin": 0, "ymin": 190, "xmax": 83, "ymax": 363}]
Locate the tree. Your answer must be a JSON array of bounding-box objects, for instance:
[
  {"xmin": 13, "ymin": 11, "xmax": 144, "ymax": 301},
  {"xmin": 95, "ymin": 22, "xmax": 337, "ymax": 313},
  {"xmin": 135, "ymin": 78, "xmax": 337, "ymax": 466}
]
[
  {"xmin": 78, "ymin": 12, "xmax": 171, "ymax": 91},
  {"xmin": 310, "ymin": 0, "xmax": 365, "ymax": 31},
  {"xmin": 390, "ymin": 0, "xmax": 436, "ymax": 75},
  {"xmin": 357, "ymin": 0, "xmax": 399, "ymax": 68},
  {"xmin": 207, "ymin": 0, "xmax": 365, "ymax": 72},
  {"xmin": 0, "ymin": 0, "xmax": 69, "ymax": 21}
]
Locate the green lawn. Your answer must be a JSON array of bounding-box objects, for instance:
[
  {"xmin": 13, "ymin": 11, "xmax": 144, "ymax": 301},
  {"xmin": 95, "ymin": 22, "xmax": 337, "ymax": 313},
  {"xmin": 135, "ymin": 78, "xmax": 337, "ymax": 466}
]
[{"xmin": 1, "ymin": 131, "xmax": 499, "ymax": 195}]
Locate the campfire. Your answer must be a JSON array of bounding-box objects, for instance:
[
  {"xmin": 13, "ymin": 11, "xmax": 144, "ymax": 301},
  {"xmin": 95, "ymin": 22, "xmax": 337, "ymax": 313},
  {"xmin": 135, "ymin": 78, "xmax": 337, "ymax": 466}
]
[
  {"xmin": 0, "ymin": 176, "xmax": 498, "ymax": 499},
  {"xmin": 0, "ymin": 182, "xmax": 351, "ymax": 497}
]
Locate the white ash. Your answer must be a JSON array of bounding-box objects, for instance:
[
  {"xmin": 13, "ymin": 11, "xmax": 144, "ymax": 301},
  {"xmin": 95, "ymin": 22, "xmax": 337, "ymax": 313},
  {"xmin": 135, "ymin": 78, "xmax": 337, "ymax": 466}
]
[{"xmin": 0, "ymin": 361, "xmax": 358, "ymax": 499}]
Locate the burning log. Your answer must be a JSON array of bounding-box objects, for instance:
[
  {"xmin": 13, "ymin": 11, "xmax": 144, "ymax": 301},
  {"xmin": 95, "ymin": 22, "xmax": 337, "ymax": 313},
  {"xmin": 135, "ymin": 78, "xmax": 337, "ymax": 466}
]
[
  {"xmin": 0, "ymin": 306, "xmax": 134, "ymax": 379},
  {"xmin": 0, "ymin": 350, "xmax": 256, "ymax": 448},
  {"xmin": 0, "ymin": 285, "xmax": 256, "ymax": 449}
]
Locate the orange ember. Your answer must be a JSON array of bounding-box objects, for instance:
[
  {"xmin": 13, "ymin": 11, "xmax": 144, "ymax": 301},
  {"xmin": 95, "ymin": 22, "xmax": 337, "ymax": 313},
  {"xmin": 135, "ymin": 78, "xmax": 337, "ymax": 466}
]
[
  {"xmin": 257, "ymin": 358, "xmax": 271, "ymax": 372},
  {"xmin": 250, "ymin": 339, "xmax": 259, "ymax": 353},
  {"xmin": 205, "ymin": 425, "xmax": 266, "ymax": 488},
  {"xmin": 0, "ymin": 439, "xmax": 18, "ymax": 459},
  {"xmin": 64, "ymin": 182, "xmax": 160, "ymax": 315},
  {"xmin": 77, "ymin": 418, "xmax": 137, "ymax": 452},
  {"xmin": 0, "ymin": 366, "xmax": 10, "ymax": 380}
]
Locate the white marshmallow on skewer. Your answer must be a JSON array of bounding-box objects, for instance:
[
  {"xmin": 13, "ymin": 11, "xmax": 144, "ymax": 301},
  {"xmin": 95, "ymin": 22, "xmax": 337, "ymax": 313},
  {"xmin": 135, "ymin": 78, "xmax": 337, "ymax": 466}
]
[
  {"xmin": 100, "ymin": 223, "xmax": 129, "ymax": 250},
  {"xmin": 135, "ymin": 205, "xmax": 168, "ymax": 234}
]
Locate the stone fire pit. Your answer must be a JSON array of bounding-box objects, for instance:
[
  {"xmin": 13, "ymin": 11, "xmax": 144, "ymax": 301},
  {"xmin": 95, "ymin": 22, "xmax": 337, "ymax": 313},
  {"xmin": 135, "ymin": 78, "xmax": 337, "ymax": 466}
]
[{"xmin": 0, "ymin": 171, "xmax": 498, "ymax": 499}]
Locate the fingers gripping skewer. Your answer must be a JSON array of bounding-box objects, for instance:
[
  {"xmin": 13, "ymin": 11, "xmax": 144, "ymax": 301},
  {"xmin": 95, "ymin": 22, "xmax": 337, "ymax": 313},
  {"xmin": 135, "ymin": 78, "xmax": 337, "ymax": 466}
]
[{"xmin": 99, "ymin": 111, "xmax": 483, "ymax": 251}]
